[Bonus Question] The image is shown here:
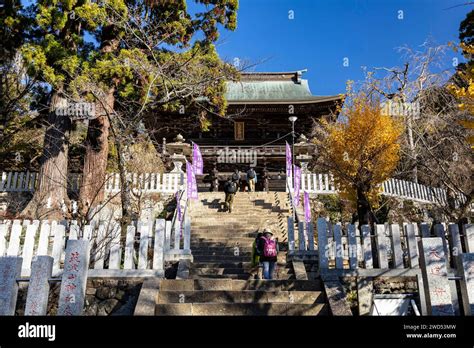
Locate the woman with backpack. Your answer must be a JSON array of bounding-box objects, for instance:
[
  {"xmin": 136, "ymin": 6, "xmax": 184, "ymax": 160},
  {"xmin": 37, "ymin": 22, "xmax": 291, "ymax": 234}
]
[
  {"xmin": 223, "ymin": 177, "xmax": 237, "ymax": 213},
  {"xmin": 246, "ymin": 167, "xmax": 257, "ymax": 192},
  {"xmin": 256, "ymin": 229, "xmax": 279, "ymax": 280}
]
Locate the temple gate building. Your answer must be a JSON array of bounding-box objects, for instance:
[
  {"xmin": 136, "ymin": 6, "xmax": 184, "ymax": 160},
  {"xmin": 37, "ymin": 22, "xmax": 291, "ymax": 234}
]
[{"xmin": 147, "ymin": 70, "xmax": 343, "ymax": 191}]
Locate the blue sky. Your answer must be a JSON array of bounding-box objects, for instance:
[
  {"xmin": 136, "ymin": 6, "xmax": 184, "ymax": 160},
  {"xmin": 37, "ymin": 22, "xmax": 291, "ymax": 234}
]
[
  {"xmin": 23, "ymin": 0, "xmax": 472, "ymax": 96},
  {"xmin": 210, "ymin": 0, "xmax": 472, "ymax": 96}
]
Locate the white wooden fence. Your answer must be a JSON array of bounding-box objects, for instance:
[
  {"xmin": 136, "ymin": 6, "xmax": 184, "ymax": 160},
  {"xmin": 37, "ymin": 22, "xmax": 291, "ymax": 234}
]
[
  {"xmin": 298, "ymin": 173, "xmax": 468, "ymax": 207},
  {"xmin": 0, "ymin": 171, "xmax": 184, "ymax": 194},
  {"xmin": 287, "ymin": 217, "xmax": 474, "ymax": 315},
  {"xmin": 0, "ymin": 215, "xmax": 192, "ymax": 277}
]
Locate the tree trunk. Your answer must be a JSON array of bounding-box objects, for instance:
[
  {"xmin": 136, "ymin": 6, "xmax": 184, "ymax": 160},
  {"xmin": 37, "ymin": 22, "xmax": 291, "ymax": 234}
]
[
  {"xmin": 356, "ymin": 187, "xmax": 373, "ymax": 226},
  {"xmin": 78, "ymin": 88, "xmax": 113, "ymax": 214},
  {"xmin": 22, "ymin": 90, "xmax": 71, "ymax": 219},
  {"xmin": 78, "ymin": 24, "xmax": 119, "ymax": 214},
  {"xmin": 115, "ymin": 138, "xmax": 132, "ymax": 227},
  {"xmin": 406, "ymin": 113, "xmax": 418, "ymax": 183}
]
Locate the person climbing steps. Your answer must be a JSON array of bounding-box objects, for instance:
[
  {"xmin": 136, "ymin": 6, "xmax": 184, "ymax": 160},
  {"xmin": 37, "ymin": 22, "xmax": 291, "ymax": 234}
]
[
  {"xmin": 256, "ymin": 229, "xmax": 279, "ymax": 279},
  {"xmin": 223, "ymin": 177, "xmax": 238, "ymax": 213}
]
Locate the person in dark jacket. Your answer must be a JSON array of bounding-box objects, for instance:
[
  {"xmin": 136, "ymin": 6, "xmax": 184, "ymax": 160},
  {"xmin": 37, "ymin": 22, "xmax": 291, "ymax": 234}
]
[
  {"xmin": 223, "ymin": 177, "xmax": 237, "ymax": 213},
  {"xmin": 231, "ymin": 168, "xmax": 241, "ymax": 190},
  {"xmin": 256, "ymin": 229, "xmax": 279, "ymax": 279},
  {"xmin": 246, "ymin": 167, "xmax": 257, "ymax": 192}
]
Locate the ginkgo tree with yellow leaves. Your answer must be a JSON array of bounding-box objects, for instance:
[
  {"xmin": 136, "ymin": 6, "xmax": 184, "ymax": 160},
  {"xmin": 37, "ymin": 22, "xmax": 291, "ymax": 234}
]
[
  {"xmin": 448, "ymin": 42, "xmax": 474, "ymax": 148},
  {"xmin": 314, "ymin": 87, "xmax": 403, "ymax": 226}
]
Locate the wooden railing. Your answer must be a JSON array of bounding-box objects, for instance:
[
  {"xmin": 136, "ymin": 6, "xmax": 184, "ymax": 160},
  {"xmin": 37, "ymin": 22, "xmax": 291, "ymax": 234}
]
[
  {"xmin": 169, "ymin": 189, "xmax": 191, "ymax": 260},
  {"xmin": 298, "ymin": 173, "xmax": 468, "ymax": 207},
  {"xmin": 0, "ymin": 215, "xmax": 193, "ymax": 277},
  {"xmin": 0, "ymin": 171, "xmax": 184, "ymax": 193}
]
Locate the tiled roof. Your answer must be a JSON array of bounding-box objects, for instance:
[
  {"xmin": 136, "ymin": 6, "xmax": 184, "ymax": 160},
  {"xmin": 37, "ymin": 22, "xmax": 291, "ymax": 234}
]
[{"xmin": 225, "ymin": 70, "xmax": 343, "ymax": 104}]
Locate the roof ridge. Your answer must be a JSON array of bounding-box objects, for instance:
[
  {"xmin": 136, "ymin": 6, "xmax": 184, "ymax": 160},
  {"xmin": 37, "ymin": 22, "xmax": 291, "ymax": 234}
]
[{"xmin": 241, "ymin": 69, "xmax": 307, "ymax": 75}]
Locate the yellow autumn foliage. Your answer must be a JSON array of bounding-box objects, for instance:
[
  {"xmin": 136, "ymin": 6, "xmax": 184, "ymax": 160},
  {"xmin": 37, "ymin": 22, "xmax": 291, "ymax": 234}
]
[
  {"xmin": 448, "ymin": 43, "xmax": 474, "ymax": 148},
  {"xmin": 322, "ymin": 92, "xmax": 403, "ymax": 207}
]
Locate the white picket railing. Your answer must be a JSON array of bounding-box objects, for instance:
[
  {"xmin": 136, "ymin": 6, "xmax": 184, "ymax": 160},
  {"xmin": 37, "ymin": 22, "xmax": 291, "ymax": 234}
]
[
  {"xmin": 0, "ymin": 217, "xmax": 192, "ymax": 277},
  {"xmin": 288, "ymin": 219, "xmax": 474, "ymax": 266},
  {"xmin": 298, "ymin": 173, "xmax": 468, "ymax": 207},
  {"xmin": 0, "ymin": 171, "xmax": 184, "ymax": 194}
]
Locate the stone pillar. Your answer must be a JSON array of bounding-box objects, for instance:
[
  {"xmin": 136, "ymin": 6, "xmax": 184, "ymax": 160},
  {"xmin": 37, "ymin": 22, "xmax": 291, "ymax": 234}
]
[
  {"xmin": 57, "ymin": 240, "xmax": 90, "ymax": 316},
  {"xmin": 458, "ymin": 253, "xmax": 474, "ymax": 316},
  {"xmin": 419, "ymin": 238, "xmax": 455, "ymax": 316},
  {"xmin": 0, "ymin": 256, "xmax": 23, "ymax": 315},
  {"xmin": 25, "ymin": 256, "xmax": 53, "ymax": 315},
  {"xmin": 357, "ymin": 277, "xmax": 374, "ymax": 316}
]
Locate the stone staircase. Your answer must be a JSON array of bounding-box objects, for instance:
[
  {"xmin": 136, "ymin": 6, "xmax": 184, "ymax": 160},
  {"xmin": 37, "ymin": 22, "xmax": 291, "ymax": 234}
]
[
  {"xmin": 189, "ymin": 192, "xmax": 291, "ymax": 280},
  {"xmin": 151, "ymin": 191, "xmax": 330, "ymax": 316},
  {"xmin": 155, "ymin": 279, "xmax": 328, "ymax": 315}
]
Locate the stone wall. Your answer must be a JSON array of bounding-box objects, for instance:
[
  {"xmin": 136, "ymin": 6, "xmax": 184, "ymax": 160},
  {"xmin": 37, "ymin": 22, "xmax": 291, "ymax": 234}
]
[{"xmin": 341, "ymin": 276, "xmax": 419, "ymax": 316}]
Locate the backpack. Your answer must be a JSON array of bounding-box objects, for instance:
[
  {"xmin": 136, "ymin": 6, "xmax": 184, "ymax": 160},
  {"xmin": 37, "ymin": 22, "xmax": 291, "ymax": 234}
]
[
  {"xmin": 248, "ymin": 169, "xmax": 256, "ymax": 179},
  {"xmin": 262, "ymin": 236, "xmax": 277, "ymax": 258},
  {"xmin": 227, "ymin": 182, "xmax": 237, "ymax": 193}
]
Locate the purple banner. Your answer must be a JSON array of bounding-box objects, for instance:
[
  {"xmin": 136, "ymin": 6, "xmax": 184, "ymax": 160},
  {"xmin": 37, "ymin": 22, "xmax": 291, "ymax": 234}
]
[
  {"xmin": 193, "ymin": 142, "xmax": 203, "ymax": 175},
  {"xmin": 286, "ymin": 141, "xmax": 292, "ymax": 178},
  {"xmin": 176, "ymin": 191, "xmax": 182, "ymax": 222},
  {"xmin": 293, "ymin": 165, "xmax": 301, "ymax": 206},
  {"xmin": 304, "ymin": 191, "xmax": 311, "ymax": 223},
  {"xmin": 186, "ymin": 161, "xmax": 198, "ymax": 200}
]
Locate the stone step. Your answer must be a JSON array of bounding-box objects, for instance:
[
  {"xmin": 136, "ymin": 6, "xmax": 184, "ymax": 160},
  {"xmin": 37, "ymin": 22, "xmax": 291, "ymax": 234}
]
[
  {"xmin": 192, "ymin": 233, "xmax": 257, "ymax": 239},
  {"xmin": 193, "ymin": 209, "xmax": 288, "ymax": 214},
  {"xmin": 192, "ymin": 246, "xmax": 253, "ymax": 253},
  {"xmin": 190, "ymin": 267, "xmax": 251, "ymax": 275},
  {"xmin": 191, "ymin": 226, "xmax": 285, "ymax": 233},
  {"xmin": 195, "ymin": 202, "xmax": 283, "ymax": 207},
  {"xmin": 190, "ymin": 238, "xmax": 254, "ymax": 244},
  {"xmin": 192, "ymin": 210, "xmax": 286, "ymax": 216},
  {"xmin": 192, "ymin": 262, "xmax": 253, "ymax": 269},
  {"xmin": 191, "ymin": 231, "xmax": 273, "ymax": 236},
  {"xmin": 192, "ymin": 273, "xmax": 253, "ymax": 280},
  {"xmin": 191, "ymin": 216, "xmax": 286, "ymax": 222},
  {"xmin": 192, "ymin": 255, "xmax": 251, "ymax": 262},
  {"xmin": 192, "ymin": 210, "xmax": 287, "ymax": 215},
  {"xmin": 191, "ymin": 228, "xmax": 271, "ymax": 234},
  {"xmin": 192, "ymin": 223, "xmax": 281, "ymax": 228},
  {"xmin": 192, "ymin": 216, "xmax": 280, "ymax": 221},
  {"xmin": 189, "ymin": 241, "xmax": 254, "ymax": 248},
  {"xmin": 199, "ymin": 196, "xmax": 271, "ymax": 201},
  {"xmin": 198, "ymin": 208, "xmax": 287, "ymax": 212},
  {"xmin": 157, "ymin": 290, "xmax": 325, "ymax": 304},
  {"xmin": 192, "ymin": 225, "xmax": 262, "ymax": 230},
  {"xmin": 191, "ymin": 238, "xmax": 255, "ymax": 244},
  {"xmin": 192, "ymin": 222, "xmax": 282, "ymax": 226},
  {"xmin": 192, "ymin": 230, "xmax": 285, "ymax": 235},
  {"xmin": 191, "ymin": 223, "xmax": 282, "ymax": 227},
  {"xmin": 159, "ymin": 279, "xmax": 323, "ymax": 292},
  {"xmin": 191, "ymin": 261, "xmax": 287, "ymax": 269},
  {"xmin": 192, "ymin": 250, "xmax": 253, "ymax": 257},
  {"xmin": 196, "ymin": 204, "xmax": 289, "ymax": 208},
  {"xmin": 154, "ymin": 303, "xmax": 328, "ymax": 316}
]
